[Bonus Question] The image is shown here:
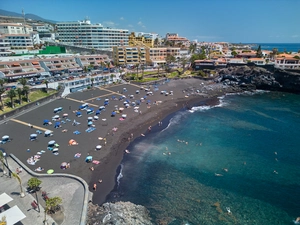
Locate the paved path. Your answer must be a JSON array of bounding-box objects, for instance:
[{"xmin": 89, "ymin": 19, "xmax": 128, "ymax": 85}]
[
  {"xmin": 0, "ymin": 155, "xmax": 92, "ymax": 225},
  {"xmin": 10, "ymin": 118, "xmax": 52, "ymax": 132}
]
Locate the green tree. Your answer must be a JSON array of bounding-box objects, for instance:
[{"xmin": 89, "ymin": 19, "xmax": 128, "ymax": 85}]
[
  {"xmin": 46, "ymin": 197, "xmax": 62, "ymax": 213},
  {"xmin": 180, "ymin": 57, "xmax": 188, "ymax": 69},
  {"xmin": 90, "ymin": 77, "xmax": 94, "ymax": 87},
  {"xmin": 83, "ymin": 66, "xmax": 88, "ymax": 73},
  {"xmin": 154, "ymin": 38, "xmax": 159, "ymax": 47},
  {"xmin": 0, "ymin": 87, "xmax": 5, "ymax": 110},
  {"xmin": 256, "ymin": 45, "xmax": 263, "ymax": 58},
  {"xmin": 16, "ymin": 88, "xmax": 23, "ymax": 105},
  {"xmin": 44, "ymin": 80, "xmax": 49, "ymax": 89},
  {"xmin": 22, "ymin": 86, "xmax": 30, "ymax": 102},
  {"xmin": 12, "ymin": 172, "xmax": 25, "ymax": 197},
  {"xmin": 141, "ymin": 64, "xmax": 145, "ymax": 80},
  {"xmin": 19, "ymin": 77, "xmax": 27, "ymax": 88},
  {"xmin": 189, "ymin": 43, "xmax": 197, "ymax": 54},
  {"xmin": 166, "ymin": 55, "xmax": 176, "ymax": 66},
  {"xmin": 231, "ymin": 51, "xmax": 237, "ymax": 57},
  {"xmin": 27, "ymin": 177, "xmax": 42, "ymax": 191},
  {"xmin": 7, "ymin": 89, "xmax": 16, "ymax": 108},
  {"xmin": 0, "ymin": 78, "xmax": 6, "ymax": 87}
]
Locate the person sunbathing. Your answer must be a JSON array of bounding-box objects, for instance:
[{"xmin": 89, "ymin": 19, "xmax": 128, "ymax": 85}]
[
  {"xmin": 90, "ymin": 167, "xmax": 94, "ymax": 171},
  {"xmin": 62, "ymin": 129, "xmax": 68, "ymax": 133}
]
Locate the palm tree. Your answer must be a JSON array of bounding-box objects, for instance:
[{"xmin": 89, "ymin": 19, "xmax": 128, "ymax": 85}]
[
  {"xmin": 44, "ymin": 80, "xmax": 49, "ymax": 89},
  {"xmin": 83, "ymin": 66, "xmax": 88, "ymax": 73},
  {"xmin": 0, "ymin": 151, "xmax": 6, "ymax": 175},
  {"xmin": 141, "ymin": 64, "xmax": 145, "ymax": 80},
  {"xmin": 136, "ymin": 63, "xmax": 139, "ymax": 78},
  {"xmin": 16, "ymin": 88, "xmax": 23, "ymax": 105},
  {"xmin": 22, "ymin": 86, "xmax": 30, "ymax": 102},
  {"xmin": 27, "ymin": 177, "xmax": 42, "ymax": 192},
  {"xmin": 12, "ymin": 172, "xmax": 25, "ymax": 197},
  {"xmin": 46, "ymin": 197, "xmax": 62, "ymax": 214},
  {"xmin": 19, "ymin": 77, "xmax": 27, "ymax": 88},
  {"xmin": 90, "ymin": 78, "xmax": 94, "ymax": 87},
  {"xmin": 7, "ymin": 89, "xmax": 16, "ymax": 108},
  {"xmin": 0, "ymin": 87, "xmax": 5, "ymax": 110}
]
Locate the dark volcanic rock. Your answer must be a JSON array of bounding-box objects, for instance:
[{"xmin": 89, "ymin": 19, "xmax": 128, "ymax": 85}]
[
  {"xmin": 87, "ymin": 201, "xmax": 153, "ymax": 225},
  {"xmin": 216, "ymin": 66, "xmax": 300, "ymax": 93}
]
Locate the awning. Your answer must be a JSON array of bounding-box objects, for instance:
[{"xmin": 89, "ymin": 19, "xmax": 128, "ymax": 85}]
[
  {"xmin": 0, "ymin": 193, "xmax": 13, "ymax": 206},
  {"xmin": 12, "ymin": 63, "xmax": 20, "ymax": 66},
  {"xmin": 0, "ymin": 205, "xmax": 26, "ymax": 225},
  {"xmin": 31, "ymin": 61, "xmax": 39, "ymax": 65}
]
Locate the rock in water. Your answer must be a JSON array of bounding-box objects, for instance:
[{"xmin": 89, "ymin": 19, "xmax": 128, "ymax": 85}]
[{"xmin": 87, "ymin": 201, "xmax": 154, "ymax": 225}]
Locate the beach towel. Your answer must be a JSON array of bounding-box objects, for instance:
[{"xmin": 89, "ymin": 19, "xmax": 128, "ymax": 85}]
[
  {"xmin": 92, "ymin": 160, "xmax": 100, "ymax": 164},
  {"xmin": 74, "ymin": 153, "xmax": 81, "ymax": 158}
]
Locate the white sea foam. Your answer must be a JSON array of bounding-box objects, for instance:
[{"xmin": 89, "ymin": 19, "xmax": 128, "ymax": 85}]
[
  {"xmin": 160, "ymin": 111, "xmax": 187, "ymax": 133},
  {"xmin": 189, "ymin": 95, "xmax": 227, "ymax": 113},
  {"xmin": 116, "ymin": 164, "xmax": 124, "ymax": 187}
]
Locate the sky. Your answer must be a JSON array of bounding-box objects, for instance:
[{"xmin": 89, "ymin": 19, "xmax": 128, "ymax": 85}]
[{"xmin": 1, "ymin": 0, "xmax": 300, "ymax": 43}]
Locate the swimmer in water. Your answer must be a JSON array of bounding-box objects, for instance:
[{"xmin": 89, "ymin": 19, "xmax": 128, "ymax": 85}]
[{"xmin": 226, "ymin": 207, "xmax": 232, "ymax": 215}]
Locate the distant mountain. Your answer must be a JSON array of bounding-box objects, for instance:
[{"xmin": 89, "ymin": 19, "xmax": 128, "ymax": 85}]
[{"xmin": 0, "ymin": 9, "xmax": 56, "ymax": 24}]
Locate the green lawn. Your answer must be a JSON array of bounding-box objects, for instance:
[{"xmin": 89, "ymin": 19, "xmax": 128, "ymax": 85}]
[{"xmin": 1, "ymin": 89, "xmax": 57, "ymax": 115}]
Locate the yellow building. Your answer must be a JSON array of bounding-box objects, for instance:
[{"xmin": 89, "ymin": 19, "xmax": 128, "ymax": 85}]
[
  {"xmin": 128, "ymin": 32, "xmax": 154, "ymax": 48},
  {"xmin": 113, "ymin": 46, "xmax": 148, "ymax": 65}
]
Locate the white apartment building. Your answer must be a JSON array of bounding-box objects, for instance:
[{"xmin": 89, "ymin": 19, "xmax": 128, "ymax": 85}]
[
  {"xmin": 0, "ymin": 35, "xmax": 11, "ymax": 56},
  {"xmin": 2, "ymin": 34, "xmax": 34, "ymax": 51},
  {"xmin": 0, "ymin": 23, "xmax": 33, "ymax": 34},
  {"xmin": 56, "ymin": 19, "xmax": 129, "ymax": 50}
]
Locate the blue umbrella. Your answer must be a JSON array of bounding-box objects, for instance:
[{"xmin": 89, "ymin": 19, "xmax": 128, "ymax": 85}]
[
  {"xmin": 147, "ymin": 100, "xmax": 151, "ymax": 103},
  {"xmin": 89, "ymin": 108, "xmax": 94, "ymax": 112},
  {"xmin": 88, "ymin": 121, "xmax": 93, "ymax": 125},
  {"xmin": 144, "ymin": 96, "xmax": 147, "ymax": 99},
  {"xmin": 43, "ymin": 119, "xmax": 49, "ymax": 123},
  {"xmin": 96, "ymin": 110, "xmax": 101, "ymax": 115},
  {"xmin": 48, "ymin": 140, "xmax": 56, "ymax": 145},
  {"xmin": 111, "ymin": 111, "xmax": 116, "ymax": 116},
  {"xmin": 76, "ymin": 111, "xmax": 81, "ymax": 116},
  {"xmin": 30, "ymin": 134, "xmax": 37, "ymax": 138},
  {"xmin": 79, "ymin": 105, "xmax": 84, "ymax": 109}
]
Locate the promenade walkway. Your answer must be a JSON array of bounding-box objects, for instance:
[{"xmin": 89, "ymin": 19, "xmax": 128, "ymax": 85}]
[{"xmin": 0, "ymin": 155, "xmax": 92, "ymax": 225}]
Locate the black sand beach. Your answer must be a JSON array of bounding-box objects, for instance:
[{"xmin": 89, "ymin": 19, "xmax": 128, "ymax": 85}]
[{"xmin": 0, "ymin": 78, "xmax": 231, "ymax": 205}]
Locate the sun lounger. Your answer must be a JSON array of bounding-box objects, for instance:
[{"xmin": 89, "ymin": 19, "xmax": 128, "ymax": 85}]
[
  {"xmin": 73, "ymin": 130, "xmax": 81, "ymax": 135},
  {"xmin": 36, "ymin": 130, "xmax": 42, "ymax": 134}
]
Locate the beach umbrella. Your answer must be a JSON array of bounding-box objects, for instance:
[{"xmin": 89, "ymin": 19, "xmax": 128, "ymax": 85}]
[
  {"xmin": 2, "ymin": 135, "xmax": 9, "ymax": 140},
  {"xmin": 58, "ymin": 107, "xmax": 63, "ymax": 111},
  {"xmin": 95, "ymin": 110, "xmax": 101, "ymax": 115},
  {"xmin": 43, "ymin": 119, "xmax": 49, "ymax": 124},
  {"xmin": 60, "ymin": 162, "xmax": 67, "ymax": 169},
  {"xmin": 96, "ymin": 145, "xmax": 102, "ymax": 150},
  {"xmin": 105, "ymin": 99, "xmax": 109, "ymax": 102},
  {"xmin": 48, "ymin": 140, "xmax": 56, "ymax": 145},
  {"xmin": 89, "ymin": 107, "xmax": 94, "ymax": 112},
  {"xmin": 76, "ymin": 111, "xmax": 82, "ymax": 116},
  {"xmin": 82, "ymin": 103, "xmax": 88, "ymax": 107},
  {"xmin": 111, "ymin": 111, "xmax": 116, "ymax": 116},
  {"xmin": 144, "ymin": 96, "xmax": 147, "ymax": 99},
  {"xmin": 47, "ymin": 169, "xmax": 54, "ymax": 174},
  {"xmin": 147, "ymin": 100, "xmax": 151, "ymax": 103},
  {"xmin": 85, "ymin": 156, "xmax": 93, "ymax": 163},
  {"xmin": 63, "ymin": 113, "xmax": 68, "ymax": 117},
  {"xmin": 87, "ymin": 117, "xmax": 93, "ymax": 121},
  {"xmin": 99, "ymin": 106, "xmax": 105, "ymax": 110},
  {"xmin": 94, "ymin": 116, "xmax": 99, "ymax": 120},
  {"xmin": 53, "ymin": 148, "xmax": 59, "ymax": 152},
  {"xmin": 134, "ymin": 106, "xmax": 139, "ymax": 110},
  {"xmin": 125, "ymin": 104, "xmax": 129, "ymax": 108},
  {"xmin": 53, "ymin": 115, "xmax": 59, "ymax": 119},
  {"xmin": 88, "ymin": 121, "xmax": 93, "ymax": 126},
  {"xmin": 30, "ymin": 134, "xmax": 37, "ymax": 138},
  {"xmin": 122, "ymin": 114, "xmax": 127, "ymax": 118},
  {"xmin": 54, "ymin": 108, "xmax": 60, "ymax": 113},
  {"xmin": 45, "ymin": 130, "xmax": 52, "ymax": 135}
]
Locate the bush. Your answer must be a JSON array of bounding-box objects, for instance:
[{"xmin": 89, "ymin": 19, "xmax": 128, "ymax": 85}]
[{"xmin": 27, "ymin": 177, "xmax": 42, "ymax": 191}]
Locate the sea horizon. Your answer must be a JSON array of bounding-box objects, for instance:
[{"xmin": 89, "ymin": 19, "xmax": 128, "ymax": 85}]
[{"xmin": 106, "ymin": 90, "xmax": 300, "ymax": 225}]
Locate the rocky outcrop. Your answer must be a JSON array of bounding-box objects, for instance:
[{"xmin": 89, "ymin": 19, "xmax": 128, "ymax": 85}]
[
  {"xmin": 87, "ymin": 201, "xmax": 153, "ymax": 225},
  {"xmin": 216, "ymin": 66, "xmax": 300, "ymax": 93}
]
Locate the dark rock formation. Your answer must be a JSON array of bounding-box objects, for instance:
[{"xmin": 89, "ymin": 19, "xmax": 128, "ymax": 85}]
[
  {"xmin": 216, "ymin": 66, "xmax": 300, "ymax": 93},
  {"xmin": 87, "ymin": 201, "xmax": 153, "ymax": 225}
]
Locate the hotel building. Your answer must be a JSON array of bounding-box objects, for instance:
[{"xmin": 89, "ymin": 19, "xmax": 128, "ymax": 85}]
[
  {"xmin": 113, "ymin": 46, "xmax": 180, "ymax": 65},
  {"xmin": 0, "ymin": 34, "xmax": 11, "ymax": 56},
  {"xmin": 56, "ymin": 19, "xmax": 129, "ymax": 50}
]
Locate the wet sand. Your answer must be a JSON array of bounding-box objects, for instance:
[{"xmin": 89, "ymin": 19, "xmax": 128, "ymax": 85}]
[{"xmin": 0, "ymin": 78, "xmax": 232, "ymax": 205}]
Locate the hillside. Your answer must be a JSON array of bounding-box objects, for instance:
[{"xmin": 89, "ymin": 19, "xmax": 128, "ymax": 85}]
[{"xmin": 0, "ymin": 9, "xmax": 56, "ymax": 23}]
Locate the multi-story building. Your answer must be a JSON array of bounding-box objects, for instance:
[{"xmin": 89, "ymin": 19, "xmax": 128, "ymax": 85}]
[
  {"xmin": 2, "ymin": 34, "xmax": 34, "ymax": 50},
  {"xmin": 112, "ymin": 46, "xmax": 147, "ymax": 65},
  {"xmin": 275, "ymin": 56, "xmax": 300, "ymax": 70},
  {"xmin": 113, "ymin": 46, "xmax": 180, "ymax": 65},
  {"xmin": 56, "ymin": 19, "xmax": 129, "ymax": 50},
  {"xmin": 149, "ymin": 47, "xmax": 180, "ymax": 64},
  {"xmin": 165, "ymin": 33, "xmax": 190, "ymax": 48},
  {"xmin": 128, "ymin": 32, "xmax": 154, "ymax": 48},
  {"xmin": 0, "ymin": 34, "xmax": 12, "ymax": 56},
  {"xmin": 0, "ymin": 23, "xmax": 33, "ymax": 34},
  {"xmin": 0, "ymin": 54, "xmax": 110, "ymax": 80}
]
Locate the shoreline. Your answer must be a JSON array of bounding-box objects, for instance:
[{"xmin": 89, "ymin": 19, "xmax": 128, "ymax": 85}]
[{"xmin": 89, "ymin": 88, "xmax": 227, "ymax": 205}]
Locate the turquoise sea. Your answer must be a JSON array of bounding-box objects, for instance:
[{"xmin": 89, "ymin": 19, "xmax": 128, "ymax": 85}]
[
  {"xmin": 250, "ymin": 43, "xmax": 300, "ymax": 53},
  {"xmin": 107, "ymin": 91, "xmax": 300, "ymax": 225}
]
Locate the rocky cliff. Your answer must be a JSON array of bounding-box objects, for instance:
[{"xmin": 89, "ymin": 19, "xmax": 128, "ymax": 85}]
[
  {"xmin": 87, "ymin": 201, "xmax": 153, "ymax": 225},
  {"xmin": 216, "ymin": 66, "xmax": 300, "ymax": 93}
]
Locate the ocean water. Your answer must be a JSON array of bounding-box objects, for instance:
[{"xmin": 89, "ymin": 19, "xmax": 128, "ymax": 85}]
[
  {"xmin": 251, "ymin": 43, "xmax": 300, "ymax": 53},
  {"xmin": 107, "ymin": 91, "xmax": 300, "ymax": 225}
]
